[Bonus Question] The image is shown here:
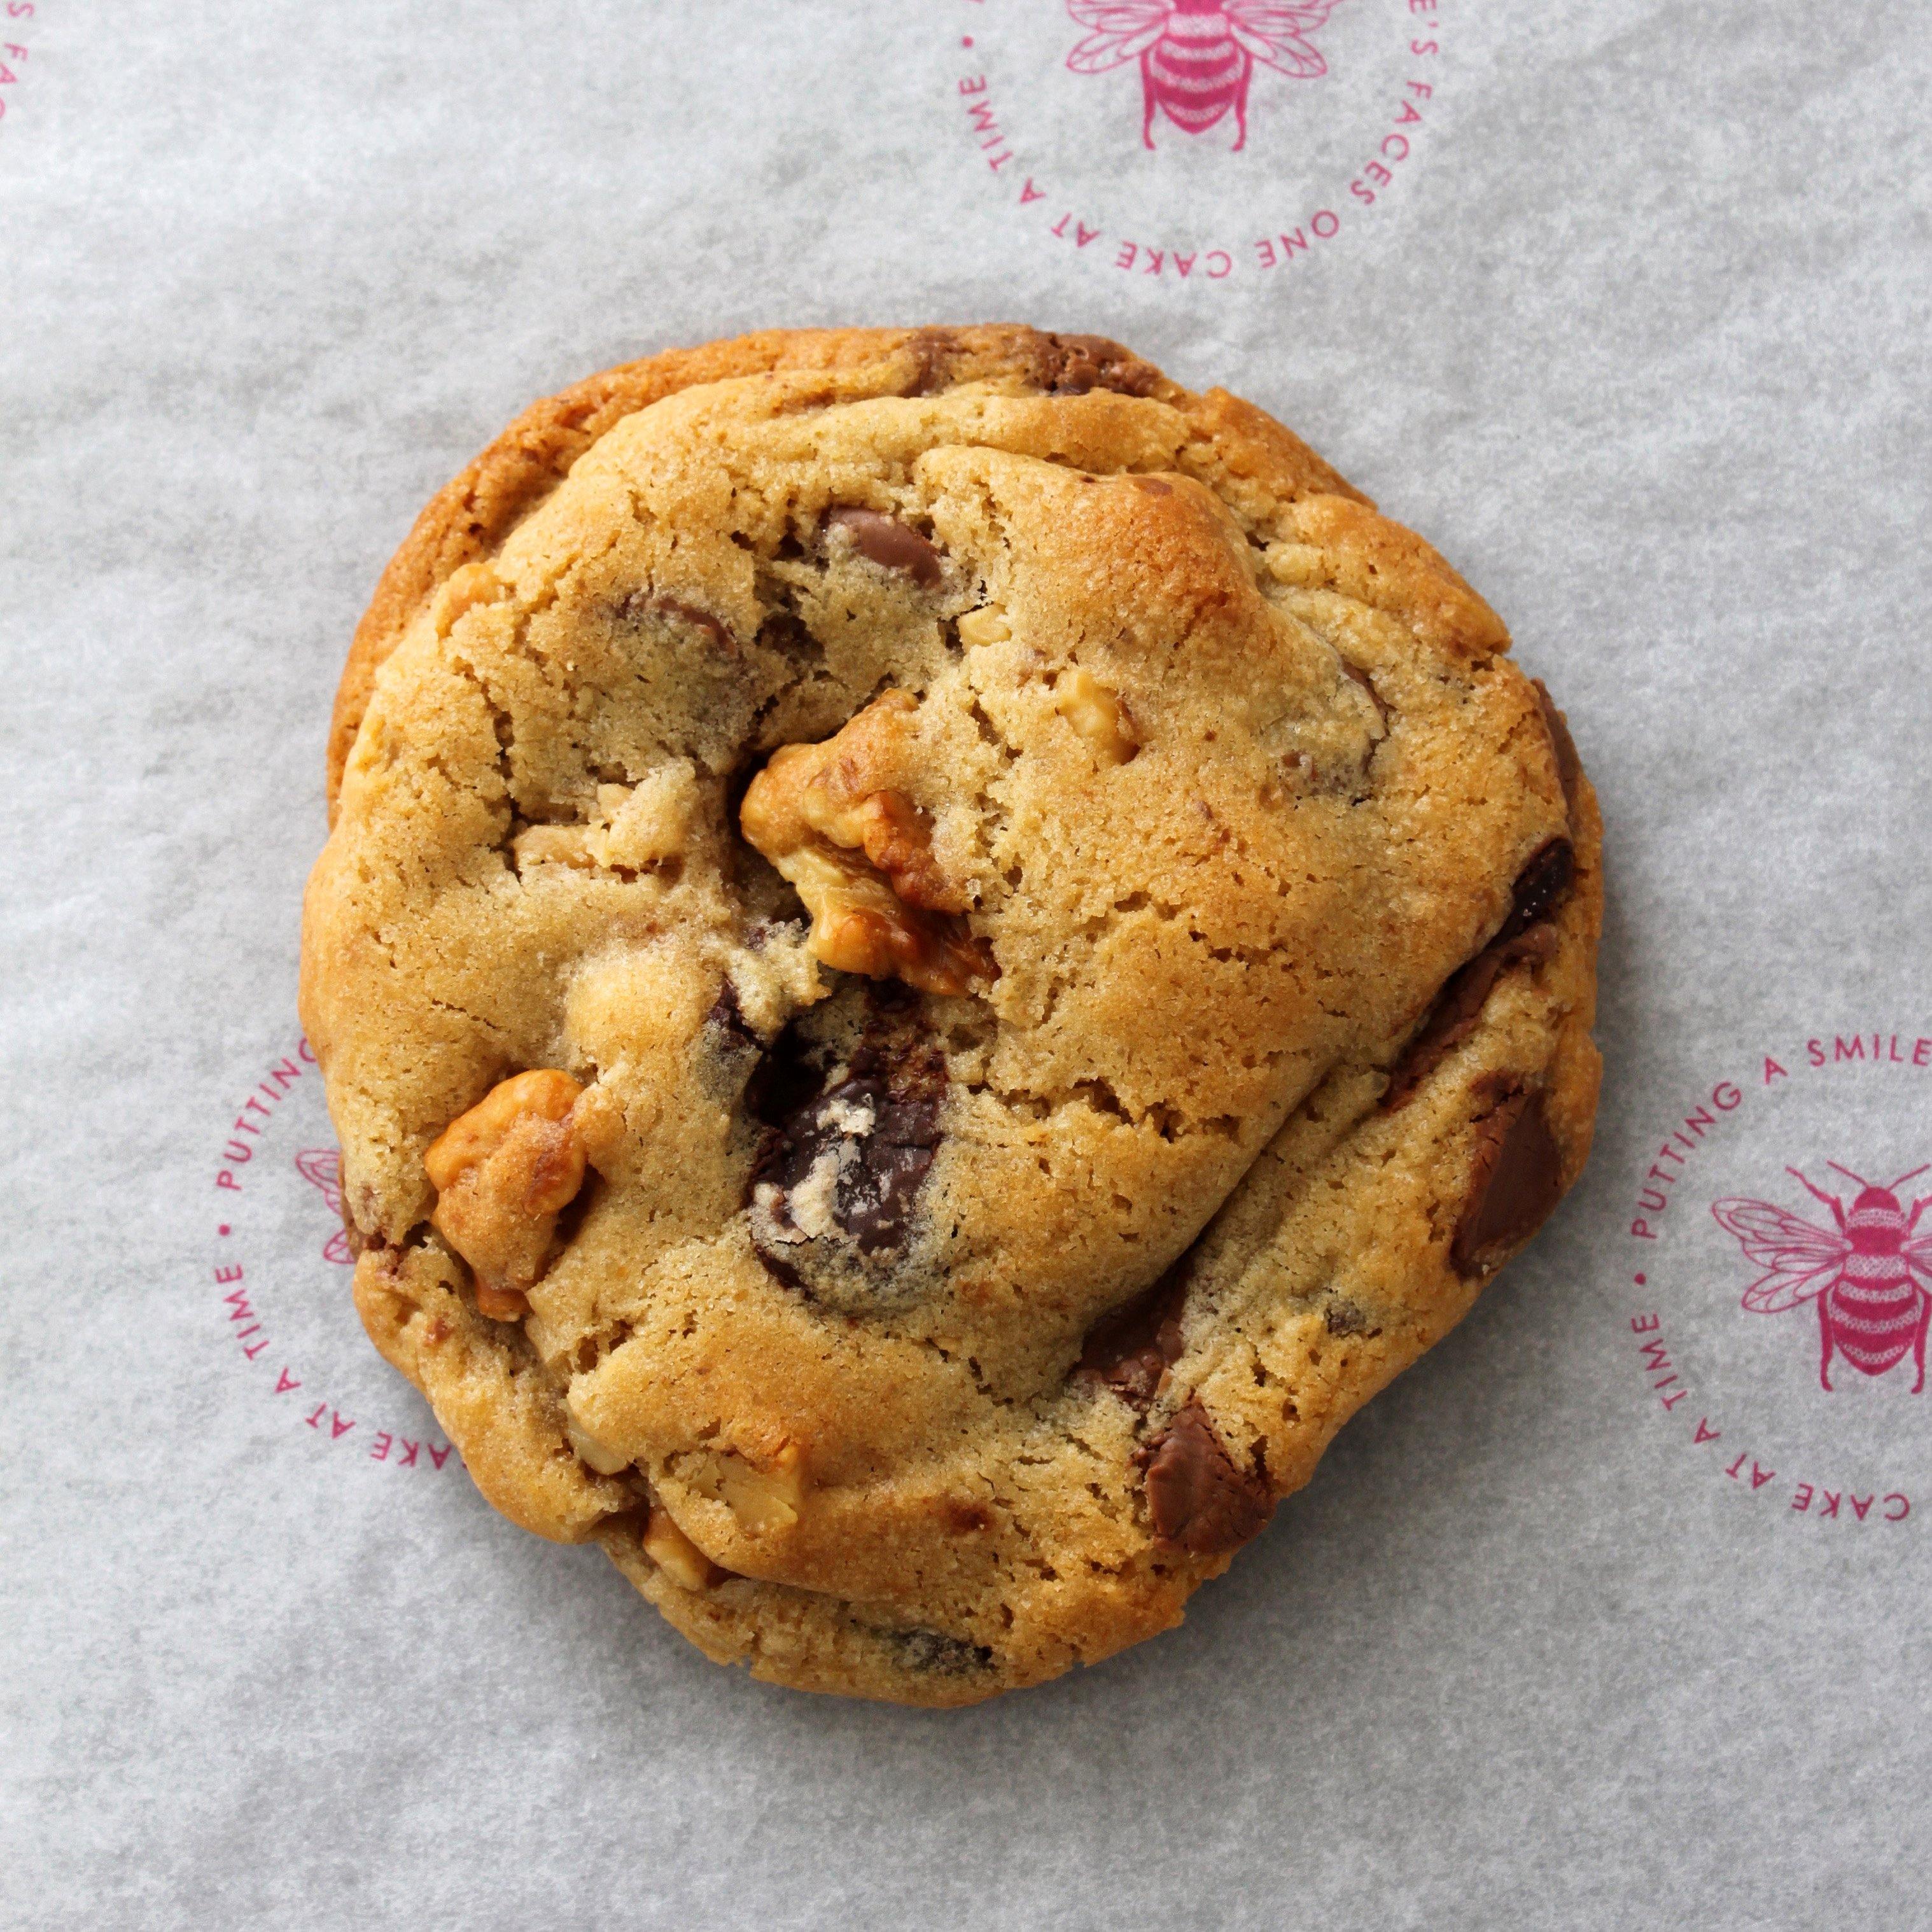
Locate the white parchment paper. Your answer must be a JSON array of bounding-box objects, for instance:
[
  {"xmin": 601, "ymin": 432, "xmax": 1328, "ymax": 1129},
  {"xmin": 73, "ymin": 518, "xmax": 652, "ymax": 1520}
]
[{"xmin": 6, "ymin": 3, "xmax": 1932, "ymax": 1925}]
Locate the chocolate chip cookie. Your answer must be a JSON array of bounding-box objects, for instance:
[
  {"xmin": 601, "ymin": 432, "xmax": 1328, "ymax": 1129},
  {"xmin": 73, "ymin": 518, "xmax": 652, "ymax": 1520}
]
[{"xmin": 301, "ymin": 325, "xmax": 1602, "ymax": 1705}]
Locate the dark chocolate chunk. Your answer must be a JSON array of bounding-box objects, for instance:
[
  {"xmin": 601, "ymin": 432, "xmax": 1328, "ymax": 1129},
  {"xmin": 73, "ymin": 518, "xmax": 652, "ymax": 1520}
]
[
  {"xmin": 1076, "ymin": 1266, "xmax": 1189, "ymax": 1408},
  {"xmin": 1452, "ymin": 1081, "xmax": 1567, "ymax": 1274},
  {"xmin": 705, "ymin": 980, "xmax": 761, "ymax": 1052},
  {"xmin": 748, "ymin": 1008, "xmax": 947, "ymax": 1265},
  {"xmin": 885, "ymin": 1628, "xmax": 995, "ymax": 1675},
  {"xmin": 1383, "ymin": 923, "xmax": 1558, "ymax": 1112},
  {"xmin": 1497, "ymin": 837, "xmax": 1574, "ymax": 941},
  {"xmin": 823, "ymin": 507, "xmax": 945, "ymax": 588},
  {"xmin": 1142, "ymin": 1401, "xmax": 1274, "ymax": 1555},
  {"xmin": 1530, "ymin": 678, "xmax": 1583, "ymax": 815},
  {"xmin": 1324, "ymin": 1298, "xmax": 1369, "ymax": 1336}
]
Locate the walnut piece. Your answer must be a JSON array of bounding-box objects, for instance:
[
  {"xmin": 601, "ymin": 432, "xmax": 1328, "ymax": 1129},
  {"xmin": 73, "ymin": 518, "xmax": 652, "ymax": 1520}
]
[
  {"xmin": 423, "ymin": 1069, "xmax": 589, "ymax": 1319},
  {"xmin": 1054, "ymin": 666, "xmax": 1138, "ymax": 764},
  {"xmin": 956, "ymin": 605, "xmax": 1012, "ymax": 648},
  {"xmin": 687, "ymin": 1443, "xmax": 808, "ymax": 1535},
  {"xmin": 643, "ymin": 1509, "xmax": 721, "ymax": 1591},
  {"xmin": 512, "ymin": 824, "xmax": 594, "ymax": 870},
  {"xmin": 739, "ymin": 691, "xmax": 996, "ymax": 997},
  {"xmin": 566, "ymin": 1416, "xmax": 633, "ymax": 1476},
  {"xmin": 430, "ymin": 559, "xmax": 507, "ymax": 636}
]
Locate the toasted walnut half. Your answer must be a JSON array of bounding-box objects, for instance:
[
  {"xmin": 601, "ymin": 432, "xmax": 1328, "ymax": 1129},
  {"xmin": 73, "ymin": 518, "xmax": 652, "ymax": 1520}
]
[
  {"xmin": 423, "ymin": 1069, "xmax": 589, "ymax": 1319},
  {"xmin": 740, "ymin": 690, "xmax": 996, "ymax": 997}
]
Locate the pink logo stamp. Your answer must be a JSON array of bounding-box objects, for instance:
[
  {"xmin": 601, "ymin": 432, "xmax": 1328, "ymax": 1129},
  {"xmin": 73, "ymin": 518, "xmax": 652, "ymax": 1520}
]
[
  {"xmin": 296, "ymin": 1146, "xmax": 358, "ymax": 1266},
  {"xmin": 209, "ymin": 1036, "xmax": 456, "ymax": 1474},
  {"xmin": 1622, "ymin": 1033, "xmax": 1932, "ymax": 1527},
  {"xmin": 1065, "ymin": 1, "xmax": 1346, "ymax": 151},
  {"xmin": 944, "ymin": 0, "xmax": 1444, "ymax": 285},
  {"xmin": 1712, "ymin": 1165, "xmax": 1932, "ymax": 1393},
  {"xmin": 0, "ymin": 4, "xmax": 36, "ymax": 137}
]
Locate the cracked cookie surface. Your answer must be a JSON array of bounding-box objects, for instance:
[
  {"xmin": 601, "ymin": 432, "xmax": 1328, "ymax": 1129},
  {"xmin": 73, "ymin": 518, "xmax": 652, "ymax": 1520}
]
[{"xmin": 300, "ymin": 324, "xmax": 1602, "ymax": 1705}]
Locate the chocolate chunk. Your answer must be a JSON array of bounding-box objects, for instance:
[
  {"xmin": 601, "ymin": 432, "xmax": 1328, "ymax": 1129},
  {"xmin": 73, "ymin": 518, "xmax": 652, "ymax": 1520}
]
[
  {"xmin": 1142, "ymin": 1401, "xmax": 1273, "ymax": 1555},
  {"xmin": 886, "ymin": 1628, "xmax": 995, "ymax": 1675},
  {"xmin": 748, "ymin": 1010, "xmax": 947, "ymax": 1265},
  {"xmin": 1497, "ymin": 837, "xmax": 1574, "ymax": 941},
  {"xmin": 1383, "ymin": 923, "xmax": 1559, "ymax": 1112},
  {"xmin": 620, "ymin": 592, "xmax": 737, "ymax": 655},
  {"xmin": 1077, "ymin": 1266, "xmax": 1189, "ymax": 1408},
  {"xmin": 1026, "ymin": 332, "xmax": 1161, "ymax": 398},
  {"xmin": 900, "ymin": 326, "xmax": 964, "ymax": 397},
  {"xmin": 1530, "ymin": 678, "xmax": 1583, "ymax": 815},
  {"xmin": 1452, "ymin": 1082, "xmax": 1566, "ymax": 1274},
  {"xmin": 1324, "ymin": 1298, "xmax": 1369, "ymax": 1336},
  {"xmin": 823, "ymin": 507, "xmax": 944, "ymax": 588},
  {"xmin": 706, "ymin": 981, "xmax": 762, "ymax": 1052},
  {"xmin": 1340, "ymin": 656, "xmax": 1390, "ymax": 731}
]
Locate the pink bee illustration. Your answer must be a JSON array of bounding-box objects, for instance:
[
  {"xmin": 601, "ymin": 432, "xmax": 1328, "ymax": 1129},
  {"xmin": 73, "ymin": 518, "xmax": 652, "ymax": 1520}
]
[
  {"xmin": 1066, "ymin": 0, "xmax": 1347, "ymax": 150},
  {"xmin": 1711, "ymin": 1163, "xmax": 1932, "ymax": 1392},
  {"xmin": 295, "ymin": 1147, "xmax": 355, "ymax": 1265}
]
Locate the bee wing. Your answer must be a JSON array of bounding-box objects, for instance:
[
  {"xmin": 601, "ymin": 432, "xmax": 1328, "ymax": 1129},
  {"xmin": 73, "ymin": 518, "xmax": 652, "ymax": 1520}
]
[
  {"xmin": 1226, "ymin": 1, "xmax": 1342, "ymax": 75},
  {"xmin": 1901, "ymin": 1232, "xmax": 1932, "ymax": 1284},
  {"xmin": 1710, "ymin": 1196, "xmax": 1847, "ymax": 1312},
  {"xmin": 295, "ymin": 1145, "xmax": 344, "ymax": 1215},
  {"xmin": 323, "ymin": 1228, "xmax": 354, "ymax": 1266},
  {"xmin": 1066, "ymin": 1, "xmax": 1172, "ymax": 73}
]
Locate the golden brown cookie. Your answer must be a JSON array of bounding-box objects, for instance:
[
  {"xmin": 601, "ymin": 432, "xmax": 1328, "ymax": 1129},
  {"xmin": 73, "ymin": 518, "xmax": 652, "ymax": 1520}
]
[{"xmin": 301, "ymin": 325, "xmax": 1602, "ymax": 1705}]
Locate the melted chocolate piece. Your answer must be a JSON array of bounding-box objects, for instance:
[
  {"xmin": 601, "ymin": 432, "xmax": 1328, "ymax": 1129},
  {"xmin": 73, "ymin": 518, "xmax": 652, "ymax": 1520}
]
[
  {"xmin": 823, "ymin": 507, "xmax": 944, "ymax": 588},
  {"xmin": 900, "ymin": 326, "xmax": 965, "ymax": 397},
  {"xmin": 1530, "ymin": 678, "xmax": 1583, "ymax": 815},
  {"xmin": 1142, "ymin": 1401, "xmax": 1274, "ymax": 1555},
  {"xmin": 1497, "ymin": 838, "xmax": 1574, "ymax": 942},
  {"xmin": 1025, "ymin": 332, "xmax": 1161, "ymax": 398},
  {"xmin": 705, "ymin": 980, "xmax": 762, "ymax": 1053},
  {"xmin": 1452, "ymin": 1081, "xmax": 1566, "ymax": 1274},
  {"xmin": 886, "ymin": 1628, "xmax": 995, "ymax": 1675},
  {"xmin": 1340, "ymin": 656, "xmax": 1390, "ymax": 731},
  {"xmin": 1077, "ymin": 1267, "xmax": 1189, "ymax": 1408},
  {"xmin": 1383, "ymin": 923, "xmax": 1558, "ymax": 1112},
  {"xmin": 620, "ymin": 591, "xmax": 738, "ymax": 655},
  {"xmin": 748, "ymin": 1008, "xmax": 947, "ymax": 1264}
]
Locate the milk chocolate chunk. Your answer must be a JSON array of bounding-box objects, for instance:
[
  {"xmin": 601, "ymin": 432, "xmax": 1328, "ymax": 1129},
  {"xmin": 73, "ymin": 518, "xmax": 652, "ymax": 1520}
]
[
  {"xmin": 1452, "ymin": 1082, "xmax": 1565, "ymax": 1273},
  {"xmin": 1383, "ymin": 923, "xmax": 1559, "ymax": 1112},
  {"xmin": 1531, "ymin": 678, "xmax": 1583, "ymax": 815},
  {"xmin": 1077, "ymin": 1266, "xmax": 1188, "ymax": 1408},
  {"xmin": 899, "ymin": 326, "xmax": 965, "ymax": 397},
  {"xmin": 622, "ymin": 591, "xmax": 736, "ymax": 654},
  {"xmin": 1499, "ymin": 837, "xmax": 1574, "ymax": 941},
  {"xmin": 823, "ymin": 507, "xmax": 944, "ymax": 588},
  {"xmin": 1026, "ymin": 331, "xmax": 1161, "ymax": 398},
  {"xmin": 1143, "ymin": 1401, "xmax": 1274, "ymax": 1554}
]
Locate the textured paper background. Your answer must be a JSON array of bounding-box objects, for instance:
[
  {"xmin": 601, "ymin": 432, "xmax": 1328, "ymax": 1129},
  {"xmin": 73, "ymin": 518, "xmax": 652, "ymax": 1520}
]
[{"xmin": 6, "ymin": 3, "xmax": 1932, "ymax": 1925}]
